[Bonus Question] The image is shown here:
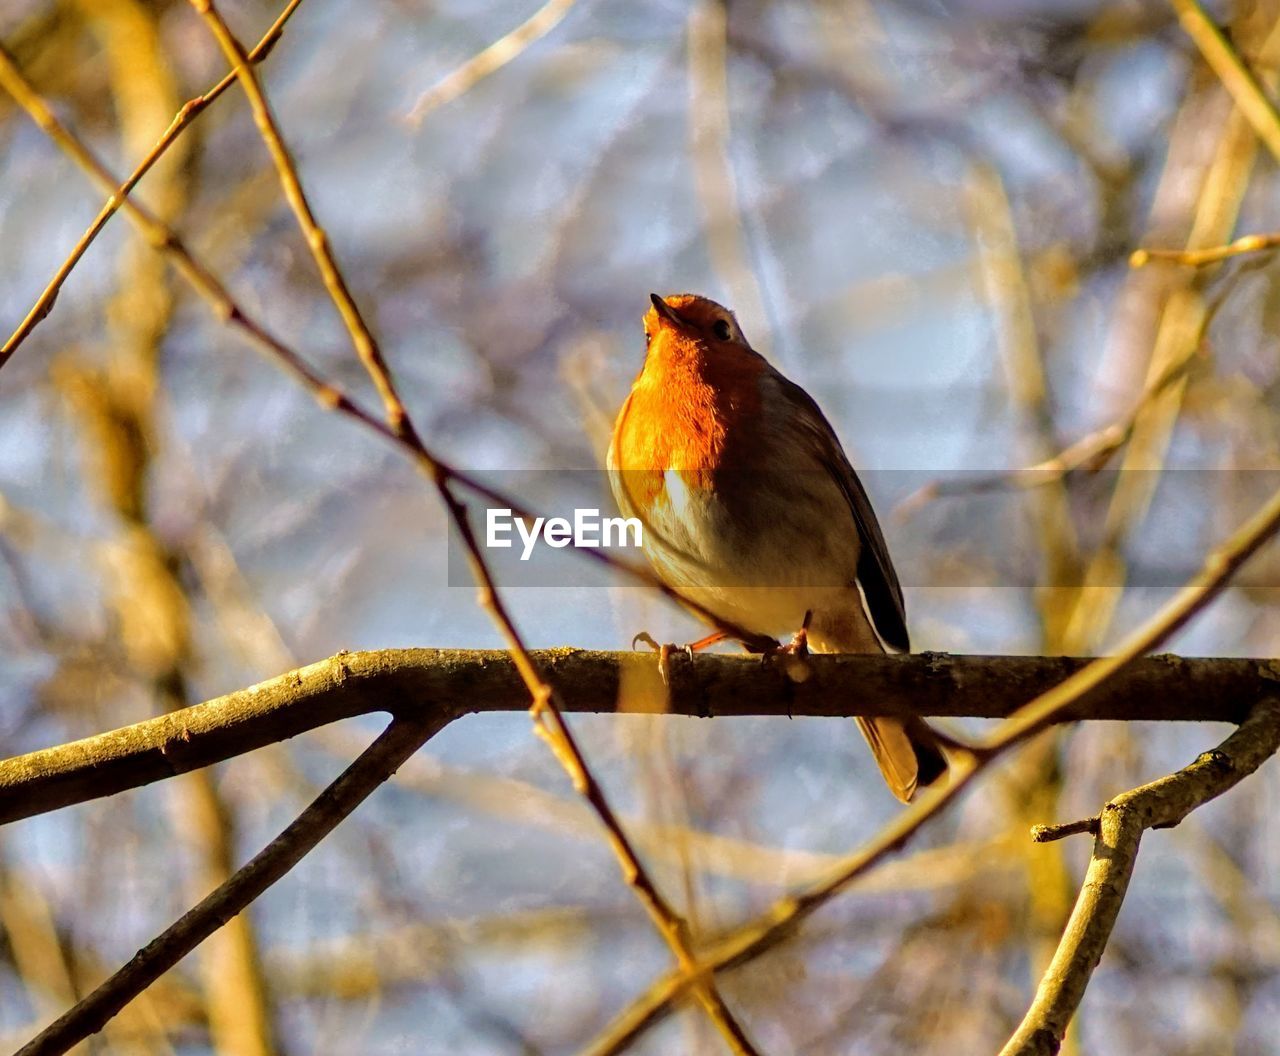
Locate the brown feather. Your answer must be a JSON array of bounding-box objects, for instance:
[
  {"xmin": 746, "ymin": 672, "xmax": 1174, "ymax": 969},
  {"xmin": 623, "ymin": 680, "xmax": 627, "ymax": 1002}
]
[{"xmin": 855, "ymin": 716, "xmax": 948, "ymax": 803}]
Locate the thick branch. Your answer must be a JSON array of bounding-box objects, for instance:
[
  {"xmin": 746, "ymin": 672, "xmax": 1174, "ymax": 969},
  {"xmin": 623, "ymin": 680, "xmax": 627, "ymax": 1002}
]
[
  {"xmin": 1000, "ymin": 697, "xmax": 1280, "ymax": 1056},
  {"xmin": 2, "ymin": 649, "xmax": 1275, "ymax": 826}
]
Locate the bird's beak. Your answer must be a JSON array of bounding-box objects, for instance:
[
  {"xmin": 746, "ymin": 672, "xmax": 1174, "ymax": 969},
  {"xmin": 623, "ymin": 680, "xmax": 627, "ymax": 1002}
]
[{"xmin": 649, "ymin": 293, "xmax": 687, "ymax": 329}]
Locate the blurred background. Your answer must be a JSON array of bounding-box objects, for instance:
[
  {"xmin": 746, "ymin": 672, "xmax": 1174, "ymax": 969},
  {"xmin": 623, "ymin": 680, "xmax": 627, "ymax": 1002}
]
[{"xmin": 3, "ymin": 0, "xmax": 1280, "ymax": 1052}]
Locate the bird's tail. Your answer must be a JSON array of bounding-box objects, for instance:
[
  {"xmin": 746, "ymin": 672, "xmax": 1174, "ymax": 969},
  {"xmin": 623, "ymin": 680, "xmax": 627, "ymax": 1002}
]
[{"xmin": 854, "ymin": 715, "xmax": 949, "ymax": 804}]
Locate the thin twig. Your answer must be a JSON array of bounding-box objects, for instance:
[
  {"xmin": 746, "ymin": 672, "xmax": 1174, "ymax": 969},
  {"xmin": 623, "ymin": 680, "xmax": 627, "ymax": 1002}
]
[
  {"xmin": 190, "ymin": 0, "xmax": 412, "ymax": 436},
  {"xmin": 0, "ymin": 40, "xmax": 366, "ymax": 425},
  {"xmin": 0, "ymin": 0, "xmax": 305, "ymax": 367},
  {"xmin": 1029, "ymin": 817, "xmax": 1100, "ymax": 843},
  {"xmin": 438, "ymin": 486, "xmax": 763, "ymax": 1055},
  {"xmin": 1001, "ymin": 698, "xmax": 1280, "ymax": 1056},
  {"xmin": 894, "ymin": 351, "xmax": 1198, "ymax": 518},
  {"xmin": 1130, "ymin": 230, "xmax": 1280, "ymax": 268},
  {"xmin": 16, "ymin": 714, "xmax": 448, "ymax": 1056}
]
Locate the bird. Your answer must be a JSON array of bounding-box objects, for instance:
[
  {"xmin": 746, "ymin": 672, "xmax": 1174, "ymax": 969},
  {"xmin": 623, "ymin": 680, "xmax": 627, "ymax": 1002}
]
[{"xmin": 607, "ymin": 292, "xmax": 947, "ymax": 802}]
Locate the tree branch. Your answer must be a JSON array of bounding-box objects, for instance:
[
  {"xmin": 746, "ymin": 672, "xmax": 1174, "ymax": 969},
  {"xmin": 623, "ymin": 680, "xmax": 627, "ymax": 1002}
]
[
  {"xmin": 3, "ymin": 649, "xmax": 1276, "ymax": 827},
  {"xmin": 1000, "ymin": 697, "xmax": 1280, "ymax": 1056}
]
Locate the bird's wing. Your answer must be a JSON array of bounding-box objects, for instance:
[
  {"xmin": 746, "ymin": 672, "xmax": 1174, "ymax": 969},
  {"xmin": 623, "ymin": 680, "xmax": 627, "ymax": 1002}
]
[{"xmin": 773, "ymin": 373, "xmax": 910, "ymax": 653}]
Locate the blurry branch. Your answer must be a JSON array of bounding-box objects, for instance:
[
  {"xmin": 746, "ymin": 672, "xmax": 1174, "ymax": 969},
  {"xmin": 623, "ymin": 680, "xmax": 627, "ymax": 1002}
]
[
  {"xmin": 1168, "ymin": 0, "xmax": 1280, "ymax": 161},
  {"xmin": 0, "ymin": 861, "xmax": 83, "ymax": 1038},
  {"xmin": 1, "ymin": 855, "xmax": 202, "ymax": 1051},
  {"xmin": 687, "ymin": 0, "xmax": 773, "ymax": 355},
  {"xmin": 0, "ymin": 0, "xmax": 305, "ymax": 366},
  {"xmin": 1055, "ymin": 10, "xmax": 1280, "ymax": 655},
  {"xmin": 50, "ymin": 3, "xmax": 280, "ymax": 1044},
  {"xmin": 964, "ymin": 160, "xmax": 1078, "ymax": 1037},
  {"xmin": 405, "ymin": 0, "xmax": 577, "ymax": 124},
  {"xmin": 581, "ymin": 481, "xmax": 1280, "ymax": 1055},
  {"xmin": 1177, "ymin": 815, "xmax": 1280, "ymax": 960},
  {"xmin": 5, "ymin": 649, "xmax": 1280, "ymax": 827},
  {"xmin": 194, "ymin": 4, "xmax": 758, "ymax": 1050},
  {"xmin": 1131, "ymin": 230, "xmax": 1280, "ymax": 267},
  {"xmin": 16, "ymin": 715, "xmax": 447, "ymax": 1056},
  {"xmin": 903, "ymin": 97, "xmax": 1280, "ymax": 520},
  {"xmin": 1000, "ymin": 698, "xmax": 1280, "ymax": 1056},
  {"xmin": 268, "ymin": 907, "xmax": 620, "ymax": 999},
  {"xmin": 962, "ymin": 162, "xmax": 1081, "ymax": 622},
  {"xmin": 315, "ymin": 725, "xmax": 1016, "ymax": 890},
  {"xmin": 894, "ymin": 349, "xmax": 1198, "ymax": 518}
]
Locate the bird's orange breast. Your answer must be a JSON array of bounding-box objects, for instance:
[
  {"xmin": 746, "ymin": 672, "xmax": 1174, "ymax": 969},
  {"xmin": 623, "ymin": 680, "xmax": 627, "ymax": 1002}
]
[{"xmin": 611, "ymin": 340, "xmax": 766, "ymax": 509}]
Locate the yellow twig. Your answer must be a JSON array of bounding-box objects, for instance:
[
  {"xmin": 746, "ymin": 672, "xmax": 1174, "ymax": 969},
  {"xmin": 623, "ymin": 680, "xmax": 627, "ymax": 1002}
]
[
  {"xmin": 1167, "ymin": 0, "xmax": 1280, "ymax": 161},
  {"xmin": 1131, "ymin": 230, "xmax": 1280, "ymax": 267},
  {"xmin": 405, "ymin": 0, "xmax": 578, "ymax": 125}
]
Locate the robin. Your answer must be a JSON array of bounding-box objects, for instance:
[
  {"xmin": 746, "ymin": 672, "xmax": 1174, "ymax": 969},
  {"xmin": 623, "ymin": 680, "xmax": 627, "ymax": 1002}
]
[{"xmin": 608, "ymin": 293, "xmax": 947, "ymax": 802}]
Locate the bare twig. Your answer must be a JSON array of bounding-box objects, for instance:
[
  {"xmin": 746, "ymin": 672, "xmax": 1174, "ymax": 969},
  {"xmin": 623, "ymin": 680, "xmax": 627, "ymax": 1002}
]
[
  {"xmin": 0, "ymin": 39, "xmax": 374, "ymax": 426},
  {"xmin": 1131, "ymin": 231, "xmax": 1280, "ymax": 267},
  {"xmin": 190, "ymin": 0, "xmax": 412, "ymax": 436},
  {"xmin": 1001, "ymin": 698, "xmax": 1280, "ymax": 1056},
  {"xmin": 894, "ymin": 351, "xmax": 1198, "ymax": 517},
  {"xmin": 16, "ymin": 714, "xmax": 448, "ymax": 1056},
  {"xmin": 1029, "ymin": 817, "xmax": 1100, "ymax": 843},
  {"xmin": 0, "ymin": 0, "xmax": 304, "ymax": 366}
]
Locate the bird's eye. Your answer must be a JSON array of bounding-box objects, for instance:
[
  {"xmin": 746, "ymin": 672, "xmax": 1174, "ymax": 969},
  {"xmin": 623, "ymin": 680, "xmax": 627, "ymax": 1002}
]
[{"xmin": 712, "ymin": 319, "xmax": 732, "ymax": 341}]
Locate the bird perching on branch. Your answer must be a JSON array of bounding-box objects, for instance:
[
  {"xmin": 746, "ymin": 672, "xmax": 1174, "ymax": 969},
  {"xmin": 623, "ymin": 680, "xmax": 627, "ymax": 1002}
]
[{"xmin": 608, "ymin": 292, "xmax": 947, "ymax": 802}]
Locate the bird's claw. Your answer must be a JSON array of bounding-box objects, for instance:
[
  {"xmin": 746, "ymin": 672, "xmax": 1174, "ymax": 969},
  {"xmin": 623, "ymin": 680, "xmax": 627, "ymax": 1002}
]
[{"xmin": 631, "ymin": 631, "xmax": 694, "ymax": 684}]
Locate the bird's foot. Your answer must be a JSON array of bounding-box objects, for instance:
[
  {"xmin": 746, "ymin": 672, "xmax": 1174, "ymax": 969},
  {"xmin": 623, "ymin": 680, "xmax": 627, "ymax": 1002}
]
[
  {"xmin": 775, "ymin": 625, "xmax": 810, "ymax": 657},
  {"xmin": 631, "ymin": 629, "xmax": 727, "ymax": 684},
  {"xmin": 759, "ymin": 613, "xmax": 813, "ymax": 681}
]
